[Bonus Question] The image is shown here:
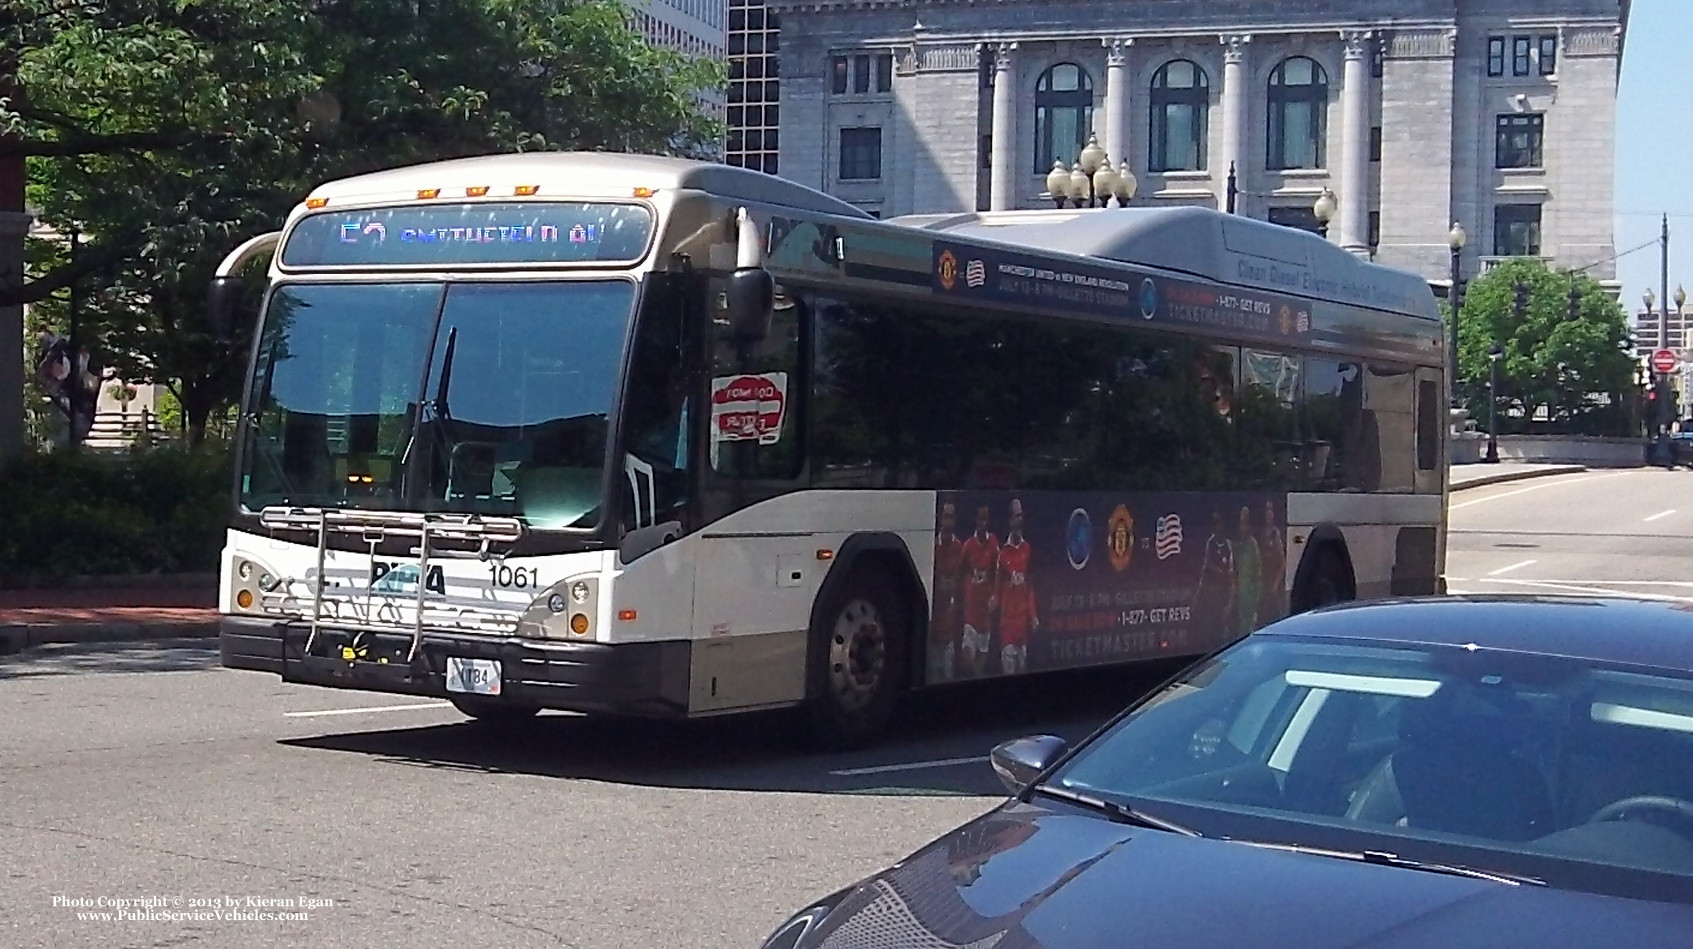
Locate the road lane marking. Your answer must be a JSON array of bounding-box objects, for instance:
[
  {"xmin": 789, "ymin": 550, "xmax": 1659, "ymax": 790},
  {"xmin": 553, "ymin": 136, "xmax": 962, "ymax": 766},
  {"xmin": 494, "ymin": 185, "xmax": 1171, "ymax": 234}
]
[
  {"xmin": 831, "ymin": 755, "xmax": 984, "ymax": 776},
  {"xmin": 285, "ymin": 702, "xmax": 454, "ymax": 718},
  {"xmin": 1487, "ymin": 559, "xmax": 1537, "ymax": 576},
  {"xmin": 1645, "ymin": 509, "xmax": 1678, "ymax": 522},
  {"xmin": 1449, "ymin": 472, "xmax": 1628, "ymax": 510},
  {"xmin": 1468, "ymin": 577, "xmax": 1693, "ymax": 602}
]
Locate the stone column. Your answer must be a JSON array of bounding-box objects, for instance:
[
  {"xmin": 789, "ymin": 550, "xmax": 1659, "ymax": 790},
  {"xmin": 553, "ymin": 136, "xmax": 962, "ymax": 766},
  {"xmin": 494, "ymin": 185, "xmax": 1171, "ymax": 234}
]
[
  {"xmin": 0, "ymin": 210, "xmax": 29, "ymax": 464},
  {"xmin": 989, "ymin": 41, "xmax": 1018, "ymax": 211},
  {"xmin": 1220, "ymin": 34, "xmax": 1251, "ymax": 211},
  {"xmin": 1103, "ymin": 38, "xmax": 1131, "ymax": 172},
  {"xmin": 1338, "ymin": 30, "xmax": 1373, "ymax": 255}
]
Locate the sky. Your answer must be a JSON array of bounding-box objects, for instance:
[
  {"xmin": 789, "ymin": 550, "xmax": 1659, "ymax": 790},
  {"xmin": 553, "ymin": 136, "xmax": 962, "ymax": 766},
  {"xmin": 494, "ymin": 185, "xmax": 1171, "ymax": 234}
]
[{"xmin": 1615, "ymin": 0, "xmax": 1692, "ymax": 322}]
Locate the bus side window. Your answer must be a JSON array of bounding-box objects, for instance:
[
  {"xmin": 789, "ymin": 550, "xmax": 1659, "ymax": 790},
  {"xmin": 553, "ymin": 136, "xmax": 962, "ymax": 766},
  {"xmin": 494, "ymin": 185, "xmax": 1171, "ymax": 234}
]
[{"xmin": 707, "ymin": 281, "xmax": 803, "ymax": 480}]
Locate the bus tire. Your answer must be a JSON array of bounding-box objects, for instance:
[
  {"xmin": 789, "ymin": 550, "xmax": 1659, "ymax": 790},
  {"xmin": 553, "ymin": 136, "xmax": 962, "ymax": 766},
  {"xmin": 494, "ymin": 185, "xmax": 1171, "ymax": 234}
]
[
  {"xmin": 1291, "ymin": 544, "xmax": 1354, "ymax": 614},
  {"xmin": 450, "ymin": 697, "xmax": 540, "ymax": 726},
  {"xmin": 804, "ymin": 566, "xmax": 909, "ymax": 750}
]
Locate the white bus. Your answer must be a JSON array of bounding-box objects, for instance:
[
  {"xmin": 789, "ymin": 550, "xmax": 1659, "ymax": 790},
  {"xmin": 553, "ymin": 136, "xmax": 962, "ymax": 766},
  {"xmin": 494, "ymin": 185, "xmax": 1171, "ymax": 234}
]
[{"xmin": 211, "ymin": 151, "xmax": 1447, "ymax": 747}]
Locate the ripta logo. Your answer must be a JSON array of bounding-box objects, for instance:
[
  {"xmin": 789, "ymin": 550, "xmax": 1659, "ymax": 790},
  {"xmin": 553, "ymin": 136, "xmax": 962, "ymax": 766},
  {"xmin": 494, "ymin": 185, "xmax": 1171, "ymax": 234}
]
[{"xmin": 370, "ymin": 562, "xmax": 446, "ymax": 595}]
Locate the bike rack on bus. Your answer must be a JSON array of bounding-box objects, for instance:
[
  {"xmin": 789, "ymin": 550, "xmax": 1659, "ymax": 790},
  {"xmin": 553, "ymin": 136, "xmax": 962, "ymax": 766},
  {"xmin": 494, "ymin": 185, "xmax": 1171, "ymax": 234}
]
[{"xmin": 258, "ymin": 507, "xmax": 525, "ymax": 662}]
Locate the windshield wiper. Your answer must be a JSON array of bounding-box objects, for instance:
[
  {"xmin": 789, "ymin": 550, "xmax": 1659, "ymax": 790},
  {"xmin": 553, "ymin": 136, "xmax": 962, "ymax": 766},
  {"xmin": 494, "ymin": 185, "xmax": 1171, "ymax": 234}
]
[
  {"xmin": 1035, "ymin": 785, "xmax": 1202, "ymax": 838},
  {"xmin": 1230, "ymin": 840, "xmax": 1546, "ymax": 886}
]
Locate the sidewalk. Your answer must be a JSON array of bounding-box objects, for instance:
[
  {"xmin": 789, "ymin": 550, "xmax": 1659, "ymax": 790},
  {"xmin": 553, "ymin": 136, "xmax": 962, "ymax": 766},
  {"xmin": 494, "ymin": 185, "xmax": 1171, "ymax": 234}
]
[
  {"xmin": 0, "ymin": 586, "xmax": 218, "ymax": 656},
  {"xmin": 0, "ymin": 462, "xmax": 1595, "ymax": 656}
]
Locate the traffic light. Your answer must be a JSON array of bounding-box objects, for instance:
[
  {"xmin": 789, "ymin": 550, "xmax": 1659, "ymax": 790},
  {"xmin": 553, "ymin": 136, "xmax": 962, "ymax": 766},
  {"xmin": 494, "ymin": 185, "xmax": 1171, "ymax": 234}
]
[{"xmin": 1513, "ymin": 280, "xmax": 1530, "ymax": 320}]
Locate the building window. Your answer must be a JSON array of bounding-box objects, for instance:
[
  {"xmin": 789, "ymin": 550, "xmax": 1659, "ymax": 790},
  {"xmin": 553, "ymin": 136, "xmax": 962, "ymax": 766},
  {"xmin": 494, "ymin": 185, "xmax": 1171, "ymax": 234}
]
[
  {"xmin": 1368, "ymin": 210, "xmax": 1380, "ymax": 249},
  {"xmin": 1512, "ymin": 36, "xmax": 1532, "ymax": 76},
  {"xmin": 1493, "ymin": 204, "xmax": 1542, "ymax": 257},
  {"xmin": 1538, "ymin": 35, "xmax": 1557, "ymax": 75},
  {"xmin": 1148, "ymin": 59, "xmax": 1209, "ymax": 172},
  {"xmin": 1267, "ymin": 56, "xmax": 1327, "ymax": 170},
  {"xmin": 1487, "ymin": 37, "xmax": 1505, "ymax": 77},
  {"xmin": 1268, "ymin": 206, "xmax": 1321, "ymax": 235},
  {"xmin": 1033, "ymin": 63, "xmax": 1094, "ymax": 173},
  {"xmin": 1495, "ymin": 113, "xmax": 1544, "ymax": 168},
  {"xmin": 1369, "ymin": 126, "xmax": 1382, "ymax": 162},
  {"xmin": 1370, "ymin": 42, "xmax": 1384, "ymax": 79},
  {"xmin": 830, "ymin": 52, "xmax": 894, "ymax": 96},
  {"xmin": 980, "ymin": 134, "xmax": 992, "ymax": 169},
  {"xmin": 725, "ymin": 0, "xmax": 779, "ymax": 175},
  {"xmin": 838, "ymin": 127, "xmax": 882, "ymax": 180}
]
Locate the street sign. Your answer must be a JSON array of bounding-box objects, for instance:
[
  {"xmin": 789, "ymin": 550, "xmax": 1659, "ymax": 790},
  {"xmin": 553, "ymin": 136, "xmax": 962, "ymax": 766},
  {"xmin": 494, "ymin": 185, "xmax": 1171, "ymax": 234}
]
[{"xmin": 1652, "ymin": 348, "xmax": 1680, "ymax": 374}]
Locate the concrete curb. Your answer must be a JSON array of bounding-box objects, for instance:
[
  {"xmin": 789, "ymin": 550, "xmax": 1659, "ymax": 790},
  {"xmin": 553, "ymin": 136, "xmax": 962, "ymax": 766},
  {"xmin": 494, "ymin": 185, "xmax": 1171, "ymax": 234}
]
[
  {"xmin": 0, "ymin": 622, "xmax": 218, "ymax": 656},
  {"xmin": 1449, "ymin": 464, "xmax": 1589, "ymax": 492}
]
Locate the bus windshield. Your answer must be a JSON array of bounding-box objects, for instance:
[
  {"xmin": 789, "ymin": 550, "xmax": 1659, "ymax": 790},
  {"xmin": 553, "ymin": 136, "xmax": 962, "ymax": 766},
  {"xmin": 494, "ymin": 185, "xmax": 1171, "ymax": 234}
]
[{"xmin": 239, "ymin": 279, "xmax": 634, "ymax": 529}]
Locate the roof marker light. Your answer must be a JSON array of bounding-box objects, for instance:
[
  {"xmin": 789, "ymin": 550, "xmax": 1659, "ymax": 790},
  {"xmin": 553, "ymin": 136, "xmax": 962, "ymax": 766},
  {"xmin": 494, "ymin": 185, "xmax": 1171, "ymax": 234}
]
[
  {"xmin": 417, "ymin": 188, "xmax": 440, "ymax": 199},
  {"xmin": 466, "ymin": 186, "xmax": 489, "ymax": 197},
  {"xmin": 305, "ymin": 198, "xmax": 328, "ymax": 209},
  {"xmin": 515, "ymin": 185, "xmax": 540, "ymax": 196},
  {"xmin": 633, "ymin": 187, "xmax": 657, "ymax": 198}
]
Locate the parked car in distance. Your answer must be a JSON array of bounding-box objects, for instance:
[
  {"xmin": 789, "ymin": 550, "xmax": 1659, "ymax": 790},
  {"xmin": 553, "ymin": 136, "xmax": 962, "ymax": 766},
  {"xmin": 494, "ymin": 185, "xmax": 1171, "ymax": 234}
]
[{"xmin": 759, "ymin": 596, "xmax": 1693, "ymax": 948}]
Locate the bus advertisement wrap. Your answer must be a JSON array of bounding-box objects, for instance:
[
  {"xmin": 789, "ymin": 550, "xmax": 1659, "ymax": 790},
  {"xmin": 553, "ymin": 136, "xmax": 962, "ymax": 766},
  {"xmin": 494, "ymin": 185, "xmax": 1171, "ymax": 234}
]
[
  {"xmin": 928, "ymin": 490, "xmax": 1288, "ymax": 683},
  {"xmin": 931, "ymin": 241, "xmax": 1315, "ymax": 348}
]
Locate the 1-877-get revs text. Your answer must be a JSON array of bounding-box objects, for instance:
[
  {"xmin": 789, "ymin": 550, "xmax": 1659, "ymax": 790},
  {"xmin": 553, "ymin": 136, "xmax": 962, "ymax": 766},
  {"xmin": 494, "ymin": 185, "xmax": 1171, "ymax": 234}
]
[{"xmin": 55, "ymin": 894, "xmax": 333, "ymax": 922}]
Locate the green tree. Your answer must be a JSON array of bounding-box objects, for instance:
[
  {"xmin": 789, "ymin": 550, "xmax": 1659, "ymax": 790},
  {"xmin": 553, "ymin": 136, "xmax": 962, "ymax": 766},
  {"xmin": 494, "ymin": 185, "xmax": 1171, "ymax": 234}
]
[
  {"xmin": 1452, "ymin": 257, "xmax": 1636, "ymax": 435},
  {"xmin": 4, "ymin": 0, "xmax": 725, "ymax": 442}
]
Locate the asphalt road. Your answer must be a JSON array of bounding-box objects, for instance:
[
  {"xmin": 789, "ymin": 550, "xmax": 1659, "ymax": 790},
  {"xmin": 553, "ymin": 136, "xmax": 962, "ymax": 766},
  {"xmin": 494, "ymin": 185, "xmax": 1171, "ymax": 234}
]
[
  {"xmin": 1445, "ymin": 467, "xmax": 1693, "ymax": 602},
  {"xmin": 0, "ymin": 638, "xmax": 1182, "ymax": 949},
  {"xmin": 8, "ymin": 468, "xmax": 1687, "ymax": 949}
]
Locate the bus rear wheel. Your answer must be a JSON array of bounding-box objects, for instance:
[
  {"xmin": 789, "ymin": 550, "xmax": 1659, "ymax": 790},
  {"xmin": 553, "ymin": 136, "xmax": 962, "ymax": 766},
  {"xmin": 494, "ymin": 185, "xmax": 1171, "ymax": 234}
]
[
  {"xmin": 450, "ymin": 697, "xmax": 540, "ymax": 726},
  {"xmin": 805, "ymin": 568, "xmax": 908, "ymax": 750}
]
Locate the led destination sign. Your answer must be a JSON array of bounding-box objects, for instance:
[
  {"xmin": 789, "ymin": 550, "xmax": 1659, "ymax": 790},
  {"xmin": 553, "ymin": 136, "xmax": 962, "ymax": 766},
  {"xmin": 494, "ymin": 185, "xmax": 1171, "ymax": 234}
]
[{"xmin": 280, "ymin": 201, "xmax": 654, "ymax": 267}]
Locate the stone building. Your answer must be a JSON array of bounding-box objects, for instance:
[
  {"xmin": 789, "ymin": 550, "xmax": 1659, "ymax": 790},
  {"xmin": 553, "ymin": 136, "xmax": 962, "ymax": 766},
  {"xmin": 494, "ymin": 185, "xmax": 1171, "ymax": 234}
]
[{"xmin": 755, "ymin": 0, "xmax": 1629, "ymax": 287}]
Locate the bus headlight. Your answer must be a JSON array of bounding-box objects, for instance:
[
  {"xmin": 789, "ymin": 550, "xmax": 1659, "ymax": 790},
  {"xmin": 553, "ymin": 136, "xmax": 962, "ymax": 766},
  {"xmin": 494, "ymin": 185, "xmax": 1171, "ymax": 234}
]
[
  {"xmin": 230, "ymin": 556, "xmax": 286, "ymax": 615},
  {"xmin": 519, "ymin": 575, "xmax": 599, "ymax": 639}
]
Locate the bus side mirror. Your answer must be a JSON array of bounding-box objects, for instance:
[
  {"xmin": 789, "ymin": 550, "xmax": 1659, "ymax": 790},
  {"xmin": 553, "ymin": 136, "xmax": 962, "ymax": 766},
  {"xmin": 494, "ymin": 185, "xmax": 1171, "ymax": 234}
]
[
  {"xmin": 208, "ymin": 276, "xmax": 248, "ymax": 343},
  {"xmin": 727, "ymin": 267, "xmax": 775, "ymax": 343}
]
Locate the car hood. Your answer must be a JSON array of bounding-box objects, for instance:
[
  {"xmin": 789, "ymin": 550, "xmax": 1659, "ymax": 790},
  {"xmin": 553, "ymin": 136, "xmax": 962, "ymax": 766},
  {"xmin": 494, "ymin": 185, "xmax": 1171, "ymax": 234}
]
[{"xmin": 797, "ymin": 802, "xmax": 1693, "ymax": 949}]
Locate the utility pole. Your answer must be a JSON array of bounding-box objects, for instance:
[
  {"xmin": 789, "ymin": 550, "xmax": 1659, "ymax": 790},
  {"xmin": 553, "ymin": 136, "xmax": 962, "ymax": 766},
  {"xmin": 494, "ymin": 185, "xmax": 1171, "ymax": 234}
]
[{"xmin": 1663, "ymin": 213, "xmax": 1674, "ymax": 435}]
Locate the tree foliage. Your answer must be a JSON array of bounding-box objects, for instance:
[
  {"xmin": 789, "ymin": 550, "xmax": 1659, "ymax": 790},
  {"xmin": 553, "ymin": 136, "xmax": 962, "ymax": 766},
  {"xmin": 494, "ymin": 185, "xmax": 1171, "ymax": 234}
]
[
  {"xmin": 3, "ymin": 0, "xmax": 725, "ymax": 441},
  {"xmin": 1451, "ymin": 257, "xmax": 1636, "ymax": 435}
]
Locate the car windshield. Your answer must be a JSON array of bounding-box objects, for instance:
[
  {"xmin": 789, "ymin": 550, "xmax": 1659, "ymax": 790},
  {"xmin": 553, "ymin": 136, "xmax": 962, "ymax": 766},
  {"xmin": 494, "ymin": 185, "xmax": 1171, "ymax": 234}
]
[
  {"xmin": 1049, "ymin": 635, "xmax": 1693, "ymax": 893},
  {"xmin": 239, "ymin": 280, "xmax": 633, "ymax": 529}
]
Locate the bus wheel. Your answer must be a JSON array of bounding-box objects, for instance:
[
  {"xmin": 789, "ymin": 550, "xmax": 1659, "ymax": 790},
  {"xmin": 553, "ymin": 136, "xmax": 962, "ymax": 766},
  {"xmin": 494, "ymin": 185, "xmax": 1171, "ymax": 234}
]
[
  {"xmin": 806, "ymin": 569, "xmax": 908, "ymax": 749},
  {"xmin": 450, "ymin": 697, "xmax": 540, "ymax": 726},
  {"xmin": 1293, "ymin": 545, "xmax": 1354, "ymax": 614}
]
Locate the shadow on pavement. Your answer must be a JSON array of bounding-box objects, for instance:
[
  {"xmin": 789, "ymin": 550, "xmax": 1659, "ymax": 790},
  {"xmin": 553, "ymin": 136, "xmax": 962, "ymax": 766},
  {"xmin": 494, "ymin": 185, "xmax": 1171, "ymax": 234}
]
[
  {"xmin": 280, "ymin": 658, "xmax": 1191, "ymax": 797},
  {"xmin": 0, "ymin": 639, "xmax": 221, "ymax": 679}
]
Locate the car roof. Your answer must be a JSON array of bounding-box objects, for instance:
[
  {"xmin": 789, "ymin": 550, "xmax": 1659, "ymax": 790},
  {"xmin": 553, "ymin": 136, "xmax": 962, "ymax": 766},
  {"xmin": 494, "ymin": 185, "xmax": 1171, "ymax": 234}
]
[{"xmin": 1259, "ymin": 595, "xmax": 1693, "ymax": 673}]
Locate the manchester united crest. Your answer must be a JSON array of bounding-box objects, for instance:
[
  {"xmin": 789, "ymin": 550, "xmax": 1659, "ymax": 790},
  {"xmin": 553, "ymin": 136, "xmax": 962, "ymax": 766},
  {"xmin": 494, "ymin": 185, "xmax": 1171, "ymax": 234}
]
[
  {"xmin": 938, "ymin": 249, "xmax": 959, "ymax": 290},
  {"xmin": 1107, "ymin": 504, "xmax": 1134, "ymax": 572}
]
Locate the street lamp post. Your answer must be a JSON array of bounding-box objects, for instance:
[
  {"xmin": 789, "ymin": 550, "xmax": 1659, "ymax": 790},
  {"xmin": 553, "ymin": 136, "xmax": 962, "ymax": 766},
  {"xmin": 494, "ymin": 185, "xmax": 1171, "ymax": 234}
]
[
  {"xmin": 1485, "ymin": 344, "xmax": 1503, "ymax": 463},
  {"xmin": 1447, "ymin": 222, "xmax": 1467, "ymax": 408},
  {"xmin": 1045, "ymin": 133, "xmax": 1138, "ymax": 208},
  {"xmin": 1313, "ymin": 188, "xmax": 1337, "ymax": 239},
  {"xmin": 1646, "ymin": 287, "xmax": 1663, "ymax": 459}
]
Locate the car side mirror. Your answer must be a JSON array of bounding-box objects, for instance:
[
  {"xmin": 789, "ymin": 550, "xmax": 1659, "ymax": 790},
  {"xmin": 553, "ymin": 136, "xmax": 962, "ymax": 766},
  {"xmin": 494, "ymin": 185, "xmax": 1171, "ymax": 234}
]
[
  {"xmin": 208, "ymin": 275, "xmax": 248, "ymax": 343},
  {"xmin": 989, "ymin": 734, "xmax": 1069, "ymax": 795}
]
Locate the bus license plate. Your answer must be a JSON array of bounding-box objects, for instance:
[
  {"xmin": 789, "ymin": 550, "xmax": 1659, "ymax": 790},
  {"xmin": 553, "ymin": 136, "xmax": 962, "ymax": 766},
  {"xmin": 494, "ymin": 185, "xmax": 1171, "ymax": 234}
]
[{"xmin": 445, "ymin": 657, "xmax": 501, "ymax": 696}]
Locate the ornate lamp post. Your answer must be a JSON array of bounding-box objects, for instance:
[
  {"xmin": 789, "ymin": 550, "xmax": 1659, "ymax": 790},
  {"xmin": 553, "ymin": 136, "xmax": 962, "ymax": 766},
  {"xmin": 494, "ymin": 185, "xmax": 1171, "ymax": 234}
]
[
  {"xmin": 1447, "ymin": 221, "xmax": 1467, "ymax": 408},
  {"xmin": 1045, "ymin": 133, "xmax": 1139, "ymax": 208},
  {"xmin": 1313, "ymin": 188, "xmax": 1337, "ymax": 239}
]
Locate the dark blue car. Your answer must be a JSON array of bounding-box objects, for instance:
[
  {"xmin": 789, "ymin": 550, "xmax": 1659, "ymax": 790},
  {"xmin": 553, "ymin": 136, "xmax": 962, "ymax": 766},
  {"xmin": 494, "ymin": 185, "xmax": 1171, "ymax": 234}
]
[{"xmin": 760, "ymin": 597, "xmax": 1693, "ymax": 948}]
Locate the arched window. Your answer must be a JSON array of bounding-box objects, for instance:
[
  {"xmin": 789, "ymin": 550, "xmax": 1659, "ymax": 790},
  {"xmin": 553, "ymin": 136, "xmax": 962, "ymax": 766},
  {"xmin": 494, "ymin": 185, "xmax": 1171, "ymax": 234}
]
[
  {"xmin": 1267, "ymin": 56, "xmax": 1328, "ymax": 170},
  {"xmin": 1033, "ymin": 63, "xmax": 1093, "ymax": 173},
  {"xmin": 1149, "ymin": 59, "xmax": 1209, "ymax": 172}
]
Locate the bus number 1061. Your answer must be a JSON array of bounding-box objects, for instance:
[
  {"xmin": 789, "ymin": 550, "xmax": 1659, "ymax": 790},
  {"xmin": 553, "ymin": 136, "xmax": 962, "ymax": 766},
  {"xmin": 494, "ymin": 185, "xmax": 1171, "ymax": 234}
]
[{"xmin": 491, "ymin": 565, "xmax": 540, "ymax": 589}]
